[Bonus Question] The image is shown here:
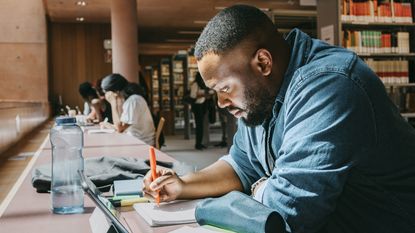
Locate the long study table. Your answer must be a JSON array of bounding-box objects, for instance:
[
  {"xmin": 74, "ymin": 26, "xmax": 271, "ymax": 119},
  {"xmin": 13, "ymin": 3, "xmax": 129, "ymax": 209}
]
[{"xmin": 0, "ymin": 131, "xmax": 193, "ymax": 233}]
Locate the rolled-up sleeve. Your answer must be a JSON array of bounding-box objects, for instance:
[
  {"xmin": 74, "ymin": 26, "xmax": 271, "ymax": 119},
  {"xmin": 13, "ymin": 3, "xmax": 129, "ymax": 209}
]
[{"xmin": 262, "ymin": 71, "xmax": 376, "ymax": 233}]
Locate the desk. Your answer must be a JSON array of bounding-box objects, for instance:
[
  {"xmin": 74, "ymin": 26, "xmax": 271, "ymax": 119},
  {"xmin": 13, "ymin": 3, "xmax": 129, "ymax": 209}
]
[
  {"xmin": 43, "ymin": 131, "xmax": 147, "ymax": 149},
  {"xmin": 0, "ymin": 132, "xmax": 191, "ymax": 233}
]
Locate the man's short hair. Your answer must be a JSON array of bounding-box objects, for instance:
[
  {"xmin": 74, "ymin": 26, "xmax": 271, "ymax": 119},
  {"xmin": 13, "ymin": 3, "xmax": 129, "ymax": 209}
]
[{"xmin": 195, "ymin": 5, "xmax": 276, "ymax": 60}]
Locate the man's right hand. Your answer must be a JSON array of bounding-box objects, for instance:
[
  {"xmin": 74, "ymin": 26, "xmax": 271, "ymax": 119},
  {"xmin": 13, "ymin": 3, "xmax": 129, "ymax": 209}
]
[{"xmin": 142, "ymin": 168, "xmax": 184, "ymax": 203}]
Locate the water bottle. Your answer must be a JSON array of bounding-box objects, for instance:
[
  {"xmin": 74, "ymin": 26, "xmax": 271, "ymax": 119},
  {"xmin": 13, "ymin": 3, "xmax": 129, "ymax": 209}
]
[{"xmin": 50, "ymin": 116, "xmax": 84, "ymax": 214}]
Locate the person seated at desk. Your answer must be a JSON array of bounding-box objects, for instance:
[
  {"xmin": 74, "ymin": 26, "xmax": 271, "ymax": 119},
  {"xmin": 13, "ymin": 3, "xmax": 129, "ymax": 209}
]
[
  {"xmin": 78, "ymin": 81, "xmax": 112, "ymax": 123},
  {"xmin": 100, "ymin": 73, "xmax": 155, "ymax": 146},
  {"xmin": 143, "ymin": 5, "xmax": 415, "ymax": 233}
]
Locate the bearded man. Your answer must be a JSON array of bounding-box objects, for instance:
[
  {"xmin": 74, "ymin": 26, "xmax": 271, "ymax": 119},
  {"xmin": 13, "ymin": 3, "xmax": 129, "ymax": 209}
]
[{"xmin": 143, "ymin": 5, "xmax": 415, "ymax": 233}]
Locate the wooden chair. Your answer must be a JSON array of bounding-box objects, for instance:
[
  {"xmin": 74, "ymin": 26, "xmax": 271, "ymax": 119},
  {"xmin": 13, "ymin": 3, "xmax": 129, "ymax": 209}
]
[{"xmin": 154, "ymin": 117, "xmax": 165, "ymax": 149}]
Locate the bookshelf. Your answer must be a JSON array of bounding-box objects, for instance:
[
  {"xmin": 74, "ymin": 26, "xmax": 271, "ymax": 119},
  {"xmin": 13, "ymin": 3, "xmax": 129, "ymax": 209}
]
[
  {"xmin": 183, "ymin": 49, "xmax": 199, "ymax": 139},
  {"xmin": 172, "ymin": 52, "xmax": 187, "ymax": 130},
  {"xmin": 144, "ymin": 66, "xmax": 157, "ymax": 113},
  {"xmin": 156, "ymin": 58, "xmax": 175, "ymax": 135},
  {"xmin": 317, "ymin": 0, "xmax": 415, "ymax": 118}
]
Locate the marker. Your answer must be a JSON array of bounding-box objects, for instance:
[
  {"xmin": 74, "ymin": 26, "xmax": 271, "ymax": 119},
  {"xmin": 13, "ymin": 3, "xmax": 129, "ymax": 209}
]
[
  {"xmin": 149, "ymin": 146, "xmax": 160, "ymax": 205},
  {"xmin": 110, "ymin": 197, "xmax": 149, "ymax": 207}
]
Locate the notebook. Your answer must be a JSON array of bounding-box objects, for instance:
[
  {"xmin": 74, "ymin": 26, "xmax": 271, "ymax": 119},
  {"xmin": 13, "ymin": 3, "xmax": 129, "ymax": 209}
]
[{"xmin": 133, "ymin": 199, "xmax": 200, "ymax": 226}]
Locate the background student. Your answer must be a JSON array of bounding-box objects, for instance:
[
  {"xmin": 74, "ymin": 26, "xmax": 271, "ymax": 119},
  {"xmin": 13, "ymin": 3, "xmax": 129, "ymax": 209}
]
[
  {"xmin": 190, "ymin": 72, "xmax": 213, "ymax": 150},
  {"xmin": 100, "ymin": 73, "xmax": 155, "ymax": 146},
  {"xmin": 78, "ymin": 81, "xmax": 112, "ymax": 123}
]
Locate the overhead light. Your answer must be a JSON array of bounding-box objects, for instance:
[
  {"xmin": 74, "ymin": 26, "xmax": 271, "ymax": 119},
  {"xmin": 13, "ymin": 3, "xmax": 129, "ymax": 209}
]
[
  {"xmin": 193, "ymin": 20, "xmax": 208, "ymax": 25},
  {"xmin": 76, "ymin": 17, "xmax": 84, "ymax": 22},
  {"xmin": 76, "ymin": 1, "xmax": 87, "ymax": 6},
  {"xmin": 177, "ymin": 31, "xmax": 200, "ymax": 35}
]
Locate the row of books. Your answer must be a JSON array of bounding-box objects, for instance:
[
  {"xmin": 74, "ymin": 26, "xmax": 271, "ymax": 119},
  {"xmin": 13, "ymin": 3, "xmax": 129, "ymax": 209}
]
[
  {"xmin": 341, "ymin": 0, "xmax": 413, "ymax": 23},
  {"xmin": 173, "ymin": 60, "xmax": 184, "ymax": 73},
  {"xmin": 365, "ymin": 59, "xmax": 409, "ymax": 84},
  {"xmin": 342, "ymin": 30, "xmax": 410, "ymax": 54}
]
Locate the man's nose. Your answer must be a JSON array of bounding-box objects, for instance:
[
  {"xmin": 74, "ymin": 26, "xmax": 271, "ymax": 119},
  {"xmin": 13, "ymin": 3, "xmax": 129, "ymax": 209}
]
[{"xmin": 217, "ymin": 94, "xmax": 231, "ymax": 109}]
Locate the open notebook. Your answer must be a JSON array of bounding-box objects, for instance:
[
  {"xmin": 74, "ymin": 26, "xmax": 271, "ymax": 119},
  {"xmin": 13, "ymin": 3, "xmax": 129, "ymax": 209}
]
[{"xmin": 133, "ymin": 199, "xmax": 200, "ymax": 226}]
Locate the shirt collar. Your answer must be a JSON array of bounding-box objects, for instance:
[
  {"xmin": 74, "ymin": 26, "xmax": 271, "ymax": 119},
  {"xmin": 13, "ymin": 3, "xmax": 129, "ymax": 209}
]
[{"xmin": 273, "ymin": 28, "xmax": 312, "ymax": 111}]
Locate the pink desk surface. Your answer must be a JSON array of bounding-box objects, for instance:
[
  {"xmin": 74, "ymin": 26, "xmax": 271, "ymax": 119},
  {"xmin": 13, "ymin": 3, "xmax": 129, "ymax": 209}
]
[
  {"xmin": 44, "ymin": 131, "xmax": 147, "ymax": 149},
  {"xmin": 0, "ymin": 138, "xmax": 190, "ymax": 233}
]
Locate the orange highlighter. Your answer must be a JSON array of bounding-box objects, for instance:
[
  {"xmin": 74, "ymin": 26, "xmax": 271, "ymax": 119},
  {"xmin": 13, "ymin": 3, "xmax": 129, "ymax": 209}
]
[{"xmin": 149, "ymin": 146, "xmax": 160, "ymax": 205}]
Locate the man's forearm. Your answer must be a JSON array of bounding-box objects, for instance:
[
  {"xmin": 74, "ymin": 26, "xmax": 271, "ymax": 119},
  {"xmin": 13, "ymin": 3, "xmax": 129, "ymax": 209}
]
[{"xmin": 179, "ymin": 160, "xmax": 243, "ymax": 199}]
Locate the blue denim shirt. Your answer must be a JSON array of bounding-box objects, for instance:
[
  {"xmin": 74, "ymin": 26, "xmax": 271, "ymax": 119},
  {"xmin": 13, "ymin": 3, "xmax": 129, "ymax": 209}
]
[{"xmin": 221, "ymin": 29, "xmax": 415, "ymax": 233}]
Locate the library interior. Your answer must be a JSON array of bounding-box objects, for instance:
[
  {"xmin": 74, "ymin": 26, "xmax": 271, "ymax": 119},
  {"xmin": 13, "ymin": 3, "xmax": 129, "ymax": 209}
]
[{"xmin": 1, "ymin": 1, "xmax": 415, "ymax": 233}]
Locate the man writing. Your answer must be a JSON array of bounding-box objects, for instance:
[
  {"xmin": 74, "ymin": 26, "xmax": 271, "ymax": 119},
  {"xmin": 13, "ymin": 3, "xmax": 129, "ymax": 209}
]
[{"xmin": 143, "ymin": 5, "xmax": 415, "ymax": 233}]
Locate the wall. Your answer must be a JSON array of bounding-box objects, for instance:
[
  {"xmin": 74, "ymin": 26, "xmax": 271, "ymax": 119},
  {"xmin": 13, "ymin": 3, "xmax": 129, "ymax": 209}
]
[
  {"xmin": 0, "ymin": 0, "xmax": 49, "ymax": 155},
  {"xmin": 49, "ymin": 23, "xmax": 112, "ymax": 113}
]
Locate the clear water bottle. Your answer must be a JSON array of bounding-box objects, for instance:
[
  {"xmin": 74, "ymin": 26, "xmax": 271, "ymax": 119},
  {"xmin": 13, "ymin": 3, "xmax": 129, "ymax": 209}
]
[{"xmin": 50, "ymin": 116, "xmax": 84, "ymax": 214}]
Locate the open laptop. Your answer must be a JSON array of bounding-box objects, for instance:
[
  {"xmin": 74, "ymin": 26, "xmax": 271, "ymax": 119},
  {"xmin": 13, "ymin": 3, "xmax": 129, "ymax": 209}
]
[{"xmin": 78, "ymin": 170, "xmax": 130, "ymax": 233}]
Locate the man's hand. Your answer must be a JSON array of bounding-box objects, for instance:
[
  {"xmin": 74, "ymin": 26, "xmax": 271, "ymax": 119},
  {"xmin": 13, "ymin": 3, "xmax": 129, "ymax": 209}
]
[{"xmin": 143, "ymin": 168, "xmax": 184, "ymax": 202}]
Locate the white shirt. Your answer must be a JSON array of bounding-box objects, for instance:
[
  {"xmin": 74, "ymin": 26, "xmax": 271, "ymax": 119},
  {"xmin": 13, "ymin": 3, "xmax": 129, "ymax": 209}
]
[
  {"xmin": 190, "ymin": 82, "xmax": 206, "ymax": 104},
  {"xmin": 190, "ymin": 82, "xmax": 214, "ymax": 104},
  {"xmin": 120, "ymin": 95, "xmax": 155, "ymax": 145}
]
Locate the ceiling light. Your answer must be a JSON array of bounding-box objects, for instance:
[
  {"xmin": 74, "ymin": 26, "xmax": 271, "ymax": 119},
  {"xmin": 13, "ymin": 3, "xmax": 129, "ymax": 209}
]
[
  {"xmin": 76, "ymin": 17, "xmax": 85, "ymax": 22},
  {"xmin": 193, "ymin": 20, "xmax": 208, "ymax": 25},
  {"xmin": 76, "ymin": 1, "xmax": 87, "ymax": 6},
  {"xmin": 177, "ymin": 31, "xmax": 201, "ymax": 35}
]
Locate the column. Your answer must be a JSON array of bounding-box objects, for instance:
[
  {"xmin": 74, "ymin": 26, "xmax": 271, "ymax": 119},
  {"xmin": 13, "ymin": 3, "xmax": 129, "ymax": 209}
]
[{"xmin": 110, "ymin": 0, "xmax": 139, "ymax": 83}]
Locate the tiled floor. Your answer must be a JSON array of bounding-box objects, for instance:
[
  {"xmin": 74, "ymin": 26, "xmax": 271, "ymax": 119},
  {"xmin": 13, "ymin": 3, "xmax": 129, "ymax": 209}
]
[{"xmin": 162, "ymin": 129, "xmax": 229, "ymax": 171}]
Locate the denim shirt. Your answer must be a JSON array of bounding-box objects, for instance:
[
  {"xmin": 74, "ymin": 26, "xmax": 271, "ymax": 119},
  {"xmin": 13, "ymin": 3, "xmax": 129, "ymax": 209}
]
[{"xmin": 221, "ymin": 29, "xmax": 415, "ymax": 233}]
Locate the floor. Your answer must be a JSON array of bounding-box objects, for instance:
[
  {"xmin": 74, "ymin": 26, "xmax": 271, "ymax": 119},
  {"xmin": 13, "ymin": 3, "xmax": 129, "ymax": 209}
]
[
  {"xmin": 0, "ymin": 121, "xmax": 53, "ymax": 203},
  {"xmin": 0, "ymin": 123, "xmax": 228, "ymax": 205}
]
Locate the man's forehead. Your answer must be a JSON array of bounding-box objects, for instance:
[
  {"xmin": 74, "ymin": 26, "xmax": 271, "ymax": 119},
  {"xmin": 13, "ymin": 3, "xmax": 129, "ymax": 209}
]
[{"xmin": 197, "ymin": 53, "xmax": 222, "ymax": 83}]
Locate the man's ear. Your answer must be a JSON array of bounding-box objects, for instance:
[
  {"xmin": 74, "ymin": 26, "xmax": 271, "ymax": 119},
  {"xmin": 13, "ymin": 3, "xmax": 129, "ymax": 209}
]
[{"xmin": 254, "ymin": 49, "xmax": 273, "ymax": 77}]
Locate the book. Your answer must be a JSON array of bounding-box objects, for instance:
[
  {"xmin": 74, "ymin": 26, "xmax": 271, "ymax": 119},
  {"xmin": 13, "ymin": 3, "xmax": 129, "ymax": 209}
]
[{"xmin": 133, "ymin": 199, "xmax": 200, "ymax": 226}]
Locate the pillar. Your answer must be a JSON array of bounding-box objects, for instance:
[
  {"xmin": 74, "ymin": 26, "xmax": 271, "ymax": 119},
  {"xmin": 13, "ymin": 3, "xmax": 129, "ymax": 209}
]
[{"xmin": 110, "ymin": 0, "xmax": 139, "ymax": 83}]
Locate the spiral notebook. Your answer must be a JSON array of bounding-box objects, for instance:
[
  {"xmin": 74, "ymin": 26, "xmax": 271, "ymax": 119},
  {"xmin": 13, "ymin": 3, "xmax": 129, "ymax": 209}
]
[{"xmin": 133, "ymin": 199, "xmax": 200, "ymax": 226}]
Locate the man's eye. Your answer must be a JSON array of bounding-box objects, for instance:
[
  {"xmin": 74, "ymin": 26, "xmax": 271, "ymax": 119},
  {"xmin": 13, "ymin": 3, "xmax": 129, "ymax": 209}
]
[{"xmin": 220, "ymin": 87, "xmax": 229, "ymax": 93}]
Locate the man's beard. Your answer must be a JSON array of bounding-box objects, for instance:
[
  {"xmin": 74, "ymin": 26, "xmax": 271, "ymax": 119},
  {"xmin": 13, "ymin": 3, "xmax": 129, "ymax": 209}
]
[{"xmin": 241, "ymin": 85, "xmax": 276, "ymax": 127}]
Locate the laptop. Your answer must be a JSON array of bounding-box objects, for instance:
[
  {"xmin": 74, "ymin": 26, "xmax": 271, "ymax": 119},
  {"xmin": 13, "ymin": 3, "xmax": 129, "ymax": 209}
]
[{"xmin": 78, "ymin": 170, "xmax": 130, "ymax": 233}]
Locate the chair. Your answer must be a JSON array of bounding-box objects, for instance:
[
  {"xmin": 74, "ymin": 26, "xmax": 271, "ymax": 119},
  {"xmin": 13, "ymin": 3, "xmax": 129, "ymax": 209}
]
[{"xmin": 154, "ymin": 117, "xmax": 165, "ymax": 149}]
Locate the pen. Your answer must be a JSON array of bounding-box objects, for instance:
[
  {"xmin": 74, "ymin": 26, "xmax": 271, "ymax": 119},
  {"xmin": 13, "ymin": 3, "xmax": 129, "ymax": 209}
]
[
  {"xmin": 110, "ymin": 197, "xmax": 149, "ymax": 207},
  {"xmin": 149, "ymin": 146, "xmax": 160, "ymax": 205}
]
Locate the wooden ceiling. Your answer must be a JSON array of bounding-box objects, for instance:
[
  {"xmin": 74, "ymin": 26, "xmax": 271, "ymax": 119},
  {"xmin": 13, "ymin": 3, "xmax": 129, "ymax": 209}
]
[{"xmin": 44, "ymin": 0, "xmax": 316, "ymax": 55}]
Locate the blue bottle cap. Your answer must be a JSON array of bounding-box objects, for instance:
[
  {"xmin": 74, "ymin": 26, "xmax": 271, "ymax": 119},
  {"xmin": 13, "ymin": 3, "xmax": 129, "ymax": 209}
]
[{"xmin": 55, "ymin": 116, "xmax": 77, "ymax": 125}]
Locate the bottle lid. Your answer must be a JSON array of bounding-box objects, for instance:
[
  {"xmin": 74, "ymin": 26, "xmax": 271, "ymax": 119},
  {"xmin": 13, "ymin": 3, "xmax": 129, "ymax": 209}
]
[{"xmin": 55, "ymin": 116, "xmax": 77, "ymax": 125}]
